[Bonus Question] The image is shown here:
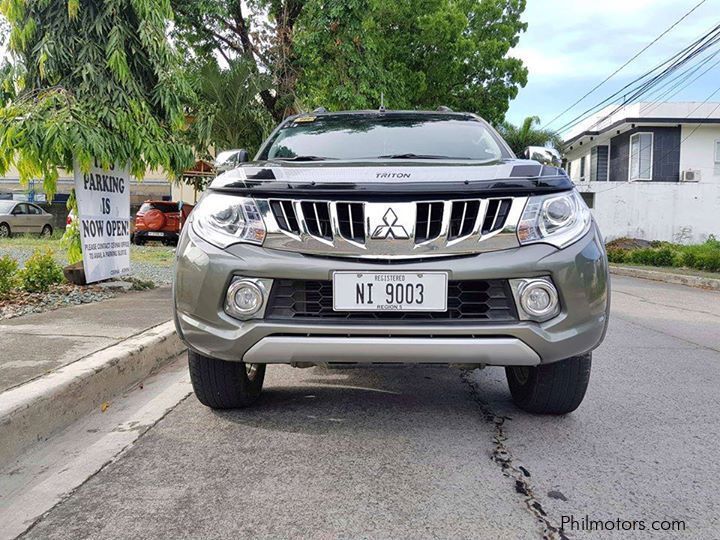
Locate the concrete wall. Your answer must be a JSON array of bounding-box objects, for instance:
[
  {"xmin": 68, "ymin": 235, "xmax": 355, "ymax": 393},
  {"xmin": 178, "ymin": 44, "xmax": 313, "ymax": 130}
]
[
  {"xmin": 171, "ymin": 181, "xmax": 203, "ymax": 205},
  {"xmin": 576, "ymin": 182, "xmax": 720, "ymax": 243},
  {"xmin": 680, "ymin": 124, "xmax": 720, "ymax": 182}
]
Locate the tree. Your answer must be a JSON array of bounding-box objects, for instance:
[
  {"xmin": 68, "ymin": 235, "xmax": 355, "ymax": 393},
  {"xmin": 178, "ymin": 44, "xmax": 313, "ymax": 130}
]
[
  {"xmin": 0, "ymin": 0, "xmax": 195, "ymax": 201},
  {"xmin": 186, "ymin": 59, "xmax": 274, "ymax": 157},
  {"xmin": 298, "ymin": 0, "xmax": 528, "ymax": 124},
  {"xmin": 497, "ymin": 116, "xmax": 564, "ymax": 156},
  {"xmin": 172, "ymin": 0, "xmax": 528, "ymax": 124},
  {"xmin": 172, "ymin": 0, "xmax": 305, "ymax": 122}
]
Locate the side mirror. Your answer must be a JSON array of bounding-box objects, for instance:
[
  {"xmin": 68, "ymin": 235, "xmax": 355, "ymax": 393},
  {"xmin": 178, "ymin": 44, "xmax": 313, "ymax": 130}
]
[
  {"xmin": 524, "ymin": 146, "xmax": 561, "ymax": 166},
  {"xmin": 214, "ymin": 149, "xmax": 250, "ymax": 172}
]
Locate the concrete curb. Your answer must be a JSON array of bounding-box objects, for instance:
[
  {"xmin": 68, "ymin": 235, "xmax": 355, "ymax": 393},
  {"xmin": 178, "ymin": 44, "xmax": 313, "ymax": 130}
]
[
  {"xmin": 0, "ymin": 321, "xmax": 185, "ymax": 465},
  {"xmin": 610, "ymin": 265, "xmax": 720, "ymax": 291}
]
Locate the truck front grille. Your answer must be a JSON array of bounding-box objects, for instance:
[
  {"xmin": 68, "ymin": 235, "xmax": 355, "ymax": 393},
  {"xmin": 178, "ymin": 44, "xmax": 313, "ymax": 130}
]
[
  {"xmin": 263, "ymin": 196, "xmax": 524, "ymax": 258},
  {"xmin": 265, "ymin": 279, "xmax": 518, "ymax": 322}
]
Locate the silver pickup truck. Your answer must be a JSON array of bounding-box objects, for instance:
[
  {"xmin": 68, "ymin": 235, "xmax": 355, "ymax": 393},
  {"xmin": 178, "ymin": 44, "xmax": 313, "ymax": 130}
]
[{"xmin": 173, "ymin": 110, "xmax": 610, "ymax": 415}]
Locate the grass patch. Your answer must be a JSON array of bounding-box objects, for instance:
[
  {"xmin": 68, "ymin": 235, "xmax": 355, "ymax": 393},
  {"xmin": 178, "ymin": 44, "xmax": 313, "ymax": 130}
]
[
  {"xmin": 0, "ymin": 233, "xmax": 63, "ymax": 249},
  {"xmin": 607, "ymin": 237, "xmax": 720, "ymax": 274},
  {"xmin": 130, "ymin": 245, "xmax": 176, "ymax": 264},
  {"xmin": 1, "ymin": 235, "xmax": 175, "ymax": 266}
]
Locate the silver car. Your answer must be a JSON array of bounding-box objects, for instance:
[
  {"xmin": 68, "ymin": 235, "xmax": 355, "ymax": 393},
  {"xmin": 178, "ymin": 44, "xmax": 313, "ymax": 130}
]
[
  {"xmin": 174, "ymin": 110, "xmax": 610, "ymax": 415},
  {"xmin": 0, "ymin": 200, "xmax": 55, "ymax": 238}
]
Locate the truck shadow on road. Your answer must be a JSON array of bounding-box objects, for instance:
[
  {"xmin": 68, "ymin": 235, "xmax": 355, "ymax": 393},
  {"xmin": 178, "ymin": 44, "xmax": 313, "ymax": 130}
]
[{"xmin": 208, "ymin": 366, "xmax": 516, "ymax": 435}]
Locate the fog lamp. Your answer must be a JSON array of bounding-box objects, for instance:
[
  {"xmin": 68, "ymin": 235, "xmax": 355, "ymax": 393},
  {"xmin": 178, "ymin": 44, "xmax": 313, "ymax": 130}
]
[
  {"xmin": 225, "ymin": 279, "xmax": 266, "ymax": 319},
  {"xmin": 510, "ymin": 278, "xmax": 560, "ymax": 321},
  {"xmin": 520, "ymin": 280, "xmax": 559, "ymax": 318}
]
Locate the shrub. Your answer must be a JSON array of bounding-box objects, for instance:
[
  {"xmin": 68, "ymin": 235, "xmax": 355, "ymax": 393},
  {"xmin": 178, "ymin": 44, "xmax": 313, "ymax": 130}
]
[
  {"xmin": 606, "ymin": 247, "xmax": 628, "ymax": 264},
  {"xmin": 0, "ymin": 255, "xmax": 19, "ymax": 297},
  {"xmin": 610, "ymin": 237, "xmax": 720, "ymax": 273},
  {"xmin": 19, "ymin": 249, "xmax": 64, "ymax": 292}
]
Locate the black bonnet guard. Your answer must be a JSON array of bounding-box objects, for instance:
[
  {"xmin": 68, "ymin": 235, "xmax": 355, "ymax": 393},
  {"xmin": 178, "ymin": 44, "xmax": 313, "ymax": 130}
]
[{"xmin": 210, "ymin": 176, "xmax": 574, "ymax": 200}]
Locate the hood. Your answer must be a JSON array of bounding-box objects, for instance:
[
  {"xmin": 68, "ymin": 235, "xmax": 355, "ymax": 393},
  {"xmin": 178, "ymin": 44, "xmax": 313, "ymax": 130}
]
[{"xmin": 209, "ymin": 158, "xmax": 573, "ymax": 198}]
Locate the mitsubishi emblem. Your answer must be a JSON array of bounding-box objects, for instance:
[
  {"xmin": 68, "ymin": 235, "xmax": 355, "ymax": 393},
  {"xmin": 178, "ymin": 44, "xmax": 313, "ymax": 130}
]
[{"xmin": 371, "ymin": 208, "xmax": 410, "ymax": 240}]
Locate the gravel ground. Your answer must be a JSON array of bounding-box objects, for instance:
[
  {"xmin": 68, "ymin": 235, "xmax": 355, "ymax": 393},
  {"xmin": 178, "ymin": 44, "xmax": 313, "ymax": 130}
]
[
  {"xmin": 0, "ymin": 243, "xmax": 175, "ymax": 284},
  {"xmin": 0, "ymin": 240, "xmax": 174, "ymax": 319},
  {"xmin": 0, "ymin": 284, "xmax": 119, "ymax": 320}
]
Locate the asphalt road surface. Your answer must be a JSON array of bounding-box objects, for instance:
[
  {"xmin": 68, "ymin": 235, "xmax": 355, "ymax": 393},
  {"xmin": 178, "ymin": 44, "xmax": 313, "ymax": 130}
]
[{"xmin": 18, "ymin": 276, "xmax": 720, "ymax": 539}]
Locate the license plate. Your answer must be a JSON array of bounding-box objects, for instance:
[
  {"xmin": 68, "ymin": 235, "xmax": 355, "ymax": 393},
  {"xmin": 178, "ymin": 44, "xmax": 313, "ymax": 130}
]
[
  {"xmin": 333, "ymin": 271, "xmax": 448, "ymax": 312},
  {"xmin": 146, "ymin": 232, "xmax": 164, "ymax": 237}
]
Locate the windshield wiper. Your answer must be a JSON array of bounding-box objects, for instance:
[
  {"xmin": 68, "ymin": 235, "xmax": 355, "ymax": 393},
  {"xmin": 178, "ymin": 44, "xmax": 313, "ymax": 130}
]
[
  {"xmin": 377, "ymin": 153, "xmax": 460, "ymax": 160},
  {"xmin": 272, "ymin": 155, "xmax": 331, "ymax": 162}
]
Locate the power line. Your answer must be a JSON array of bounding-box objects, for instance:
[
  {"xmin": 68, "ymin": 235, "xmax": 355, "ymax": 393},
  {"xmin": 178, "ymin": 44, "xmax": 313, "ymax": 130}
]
[
  {"xmin": 641, "ymin": 52, "xmax": 720, "ymax": 115},
  {"xmin": 578, "ymin": 30, "xmax": 720, "ymax": 132},
  {"xmin": 554, "ymin": 25, "xmax": 720, "ymax": 135},
  {"xmin": 543, "ymin": 0, "xmax": 708, "ymax": 129},
  {"xmin": 639, "ymin": 47, "xmax": 720, "ymax": 107},
  {"xmin": 558, "ymin": 25, "xmax": 720, "ymax": 134}
]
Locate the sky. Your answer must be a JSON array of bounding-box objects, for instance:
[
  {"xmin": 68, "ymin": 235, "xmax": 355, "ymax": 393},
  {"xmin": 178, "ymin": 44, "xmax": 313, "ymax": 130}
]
[{"xmin": 506, "ymin": 0, "xmax": 720, "ymax": 132}]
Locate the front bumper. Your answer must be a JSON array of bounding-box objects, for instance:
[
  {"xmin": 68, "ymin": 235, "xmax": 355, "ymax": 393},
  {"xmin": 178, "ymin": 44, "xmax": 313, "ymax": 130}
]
[{"xmin": 173, "ymin": 225, "xmax": 609, "ymax": 366}]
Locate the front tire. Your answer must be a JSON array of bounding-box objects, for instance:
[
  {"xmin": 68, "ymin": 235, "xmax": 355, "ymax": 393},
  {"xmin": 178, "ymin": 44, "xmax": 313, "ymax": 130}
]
[
  {"xmin": 188, "ymin": 350, "xmax": 266, "ymax": 409},
  {"xmin": 41, "ymin": 224, "xmax": 53, "ymax": 237},
  {"xmin": 505, "ymin": 353, "xmax": 591, "ymax": 415}
]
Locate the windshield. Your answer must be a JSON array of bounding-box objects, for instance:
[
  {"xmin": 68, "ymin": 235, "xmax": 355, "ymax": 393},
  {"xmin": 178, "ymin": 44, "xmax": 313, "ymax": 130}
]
[
  {"xmin": 0, "ymin": 201, "xmax": 15, "ymax": 214},
  {"xmin": 258, "ymin": 114, "xmax": 509, "ymax": 161}
]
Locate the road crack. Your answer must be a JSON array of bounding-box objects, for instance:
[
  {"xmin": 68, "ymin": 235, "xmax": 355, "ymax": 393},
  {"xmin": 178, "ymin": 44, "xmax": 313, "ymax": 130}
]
[{"xmin": 461, "ymin": 370, "xmax": 570, "ymax": 540}]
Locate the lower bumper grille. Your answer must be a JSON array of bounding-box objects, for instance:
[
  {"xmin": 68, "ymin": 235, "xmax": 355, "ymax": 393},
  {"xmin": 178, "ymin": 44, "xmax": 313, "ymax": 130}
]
[{"xmin": 265, "ymin": 279, "xmax": 518, "ymax": 322}]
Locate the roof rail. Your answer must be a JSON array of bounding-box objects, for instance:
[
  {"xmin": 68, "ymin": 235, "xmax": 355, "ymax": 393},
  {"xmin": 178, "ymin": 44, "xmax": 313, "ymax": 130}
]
[
  {"xmin": 437, "ymin": 106, "xmax": 453, "ymax": 112},
  {"xmin": 312, "ymin": 107, "xmax": 328, "ymax": 113}
]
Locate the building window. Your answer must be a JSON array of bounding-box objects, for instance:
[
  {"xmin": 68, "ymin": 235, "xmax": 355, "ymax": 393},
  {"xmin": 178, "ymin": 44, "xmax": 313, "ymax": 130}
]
[
  {"xmin": 566, "ymin": 161, "xmax": 572, "ymax": 178},
  {"xmin": 715, "ymin": 139, "xmax": 720, "ymax": 163},
  {"xmin": 579, "ymin": 156, "xmax": 586, "ymax": 181},
  {"xmin": 629, "ymin": 132, "xmax": 653, "ymax": 181},
  {"xmin": 591, "ymin": 145, "xmax": 609, "ymax": 182}
]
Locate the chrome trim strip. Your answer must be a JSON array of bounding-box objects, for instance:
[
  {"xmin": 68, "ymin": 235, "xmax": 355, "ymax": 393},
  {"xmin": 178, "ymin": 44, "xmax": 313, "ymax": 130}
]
[{"xmin": 243, "ymin": 336, "xmax": 541, "ymax": 365}]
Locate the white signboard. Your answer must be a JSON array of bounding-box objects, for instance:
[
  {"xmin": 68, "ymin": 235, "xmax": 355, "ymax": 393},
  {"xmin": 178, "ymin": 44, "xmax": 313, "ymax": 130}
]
[{"xmin": 74, "ymin": 163, "xmax": 131, "ymax": 283}]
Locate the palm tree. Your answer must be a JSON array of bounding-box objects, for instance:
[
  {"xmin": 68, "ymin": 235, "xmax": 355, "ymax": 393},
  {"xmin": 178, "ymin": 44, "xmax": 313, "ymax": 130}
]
[
  {"xmin": 187, "ymin": 60, "xmax": 275, "ymax": 157},
  {"xmin": 497, "ymin": 116, "xmax": 564, "ymax": 156}
]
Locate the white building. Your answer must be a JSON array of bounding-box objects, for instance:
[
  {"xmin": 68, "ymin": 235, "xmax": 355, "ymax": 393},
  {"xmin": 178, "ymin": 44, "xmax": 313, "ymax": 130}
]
[{"xmin": 563, "ymin": 102, "xmax": 720, "ymax": 244}]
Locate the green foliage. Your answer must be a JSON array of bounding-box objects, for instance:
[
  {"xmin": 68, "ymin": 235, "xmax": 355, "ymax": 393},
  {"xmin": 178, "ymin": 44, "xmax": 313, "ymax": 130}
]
[
  {"xmin": 606, "ymin": 247, "xmax": 628, "ymax": 264},
  {"xmin": 18, "ymin": 249, "xmax": 64, "ymax": 292},
  {"xmin": 172, "ymin": 0, "xmax": 528, "ymax": 126},
  {"xmin": 296, "ymin": 0, "xmax": 528, "ymax": 124},
  {"xmin": 0, "ymin": 254, "xmax": 19, "ymax": 297},
  {"xmin": 607, "ymin": 237, "xmax": 720, "ymax": 273},
  {"xmin": 60, "ymin": 189, "xmax": 82, "ymax": 264},
  {"xmin": 129, "ymin": 277, "xmax": 156, "ymax": 290},
  {"xmin": 496, "ymin": 116, "xmax": 564, "ymax": 155},
  {"xmin": 186, "ymin": 60, "xmax": 274, "ymax": 157},
  {"xmin": 0, "ymin": 0, "xmax": 195, "ymax": 200}
]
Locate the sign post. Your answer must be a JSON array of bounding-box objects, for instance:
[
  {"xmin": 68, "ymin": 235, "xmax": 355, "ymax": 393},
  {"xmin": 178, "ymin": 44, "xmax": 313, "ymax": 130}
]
[{"xmin": 73, "ymin": 162, "xmax": 131, "ymax": 283}]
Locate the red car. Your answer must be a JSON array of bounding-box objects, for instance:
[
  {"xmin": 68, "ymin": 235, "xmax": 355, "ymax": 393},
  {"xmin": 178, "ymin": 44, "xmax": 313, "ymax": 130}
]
[{"xmin": 133, "ymin": 201, "xmax": 193, "ymax": 246}]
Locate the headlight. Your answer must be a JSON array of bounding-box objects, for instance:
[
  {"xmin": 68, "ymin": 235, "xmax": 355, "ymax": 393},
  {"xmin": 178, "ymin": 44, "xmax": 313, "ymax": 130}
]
[
  {"xmin": 517, "ymin": 190, "xmax": 591, "ymax": 248},
  {"xmin": 191, "ymin": 192, "xmax": 266, "ymax": 248}
]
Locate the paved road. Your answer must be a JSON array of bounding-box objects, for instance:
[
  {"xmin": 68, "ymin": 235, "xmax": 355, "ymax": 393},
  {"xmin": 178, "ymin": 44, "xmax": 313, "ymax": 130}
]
[{"xmin": 18, "ymin": 276, "xmax": 720, "ymax": 539}]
